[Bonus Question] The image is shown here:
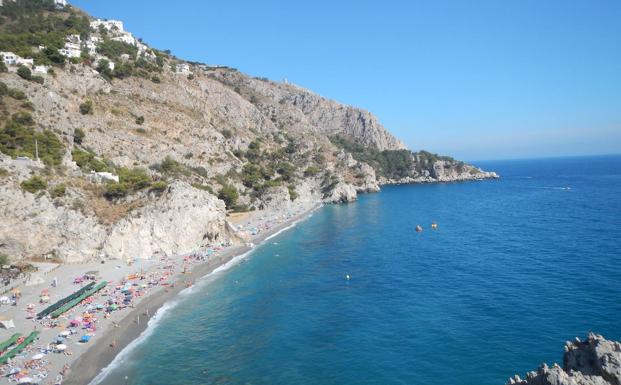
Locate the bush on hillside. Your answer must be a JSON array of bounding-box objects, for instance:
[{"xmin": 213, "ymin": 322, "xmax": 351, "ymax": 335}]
[
  {"xmin": 16, "ymin": 65, "xmax": 31, "ymax": 80},
  {"xmin": 0, "ymin": 119, "xmax": 64, "ymax": 167},
  {"xmin": 79, "ymin": 100, "xmax": 93, "ymax": 115},
  {"xmin": 73, "ymin": 128, "xmax": 85, "ymax": 144},
  {"xmin": 50, "ymin": 183, "xmax": 66, "ymax": 198},
  {"xmin": 20, "ymin": 175, "xmax": 47, "ymax": 193},
  {"xmin": 71, "ymin": 148, "xmax": 111, "ymax": 172},
  {"xmin": 217, "ymin": 184, "xmax": 238, "ymax": 210}
]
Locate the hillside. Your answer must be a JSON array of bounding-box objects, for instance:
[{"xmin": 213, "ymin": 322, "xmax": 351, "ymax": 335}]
[{"xmin": 0, "ymin": 0, "xmax": 497, "ymax": 263}]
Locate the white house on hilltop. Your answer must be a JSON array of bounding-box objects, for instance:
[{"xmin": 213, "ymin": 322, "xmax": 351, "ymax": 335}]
[
  {"xmin": 90, "ymin": 19, "xmax": 124, "ymax": 32},
  {"xmin": 0, "ymin": 52, "xmax": 17, "ymax": 66},
  {"xmin": 111, "ymin": 33, "xmax": 136, "ymax": 46},
  {"xmin": 1, "ymin": 52, "xmax": 34, "ymax": 66}
]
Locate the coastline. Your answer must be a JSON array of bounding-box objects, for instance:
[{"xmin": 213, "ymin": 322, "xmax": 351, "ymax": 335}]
[{"xmin": 61, "ymin": 203, "xmax": 322, "ymax": 385}]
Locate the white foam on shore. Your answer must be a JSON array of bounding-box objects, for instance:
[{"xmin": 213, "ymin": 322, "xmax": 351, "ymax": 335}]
[
  {"xmin": 87, "ymin": 248, "xmax": 255, "ymax": 385},
  {"xmin": 88, "ymin": 206, "xmax": 320, "ymax": 385}
]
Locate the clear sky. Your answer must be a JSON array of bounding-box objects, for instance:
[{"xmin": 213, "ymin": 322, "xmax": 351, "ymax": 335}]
[{"xmin": 70, "ymin": 0, "xmax": 621, "ymax": 160}]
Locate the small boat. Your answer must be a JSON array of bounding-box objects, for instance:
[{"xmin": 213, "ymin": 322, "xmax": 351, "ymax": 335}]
[
  {"xmin": 431, "ymin": 222, "xmax": 438, "ymax": 229},
  {"xmin": 415, "ymin": 225, "xmax": 423, "ymax": 232}
]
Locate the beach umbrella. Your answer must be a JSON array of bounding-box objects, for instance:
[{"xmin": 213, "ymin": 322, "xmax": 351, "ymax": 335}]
[
  {"xmin": 17, "ymin": 377, "xmax": 37, "ymax": 384},
  {"xmin": 56, "ymin": 344, "xmax": 67, "ymax": 351},
  {"xmin": 31, "ymin": 353, "xmax": 44, "ymax": 360},
  {"xmin": 59, "ymin": 330, "xmax": 71, "ymax": 337},
  {"xmin": 80, "ymin": 335, "xmax": 91, "ymax": 343}
]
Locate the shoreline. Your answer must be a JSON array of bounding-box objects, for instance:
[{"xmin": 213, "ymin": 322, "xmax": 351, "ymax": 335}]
[{"xmin": 63, "ymin": 203, "xmax": 322, "ymax": 385}]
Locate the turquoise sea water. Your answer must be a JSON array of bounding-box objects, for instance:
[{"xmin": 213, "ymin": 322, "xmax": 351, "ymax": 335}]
[{"xmin": 98, "ymin": 156, "xmax": 621, "ymax": 385}]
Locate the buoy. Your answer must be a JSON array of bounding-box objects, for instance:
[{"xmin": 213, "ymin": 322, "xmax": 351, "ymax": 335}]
[
  {"xmin": 415, "ymin": 225, "xmax": 423, "ymax": 232},
  {"xmin": 346, "ymin": 274, "xmax": 351, "ymax": 281},
  {"xmin": 431, "ymin": 222, "xmax": 438, "ymax": 229}
]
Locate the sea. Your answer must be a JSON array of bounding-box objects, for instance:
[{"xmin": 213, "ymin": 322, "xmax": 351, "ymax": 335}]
[{"xmin": 95, "ymin": 155, "xmax": 621, "ymax": 385}]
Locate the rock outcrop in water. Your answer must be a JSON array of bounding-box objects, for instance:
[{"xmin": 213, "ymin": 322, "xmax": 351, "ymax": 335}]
[{"xmin": 507, "ymin": 333, "xmax": 621, "ymax": 385}]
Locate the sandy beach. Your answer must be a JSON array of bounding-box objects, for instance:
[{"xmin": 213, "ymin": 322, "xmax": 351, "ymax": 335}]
[{"xmin": 0, "ymin": 202, "xmax": 321, "ymax": 385}]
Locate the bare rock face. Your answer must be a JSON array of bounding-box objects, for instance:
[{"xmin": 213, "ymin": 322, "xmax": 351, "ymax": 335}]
[
  {"xmin": 103, "ymin": 181, "xmax": 228, "ymax": 259},
  {"xmin": 508, "ymin": 334, "xmax": 621, "ymax": 385},
  {"xmin": 0, "ymin": 157, "xmax": 228, "ymax": 262},
  {"xmin": 323, "ymin": 181, "xmax": 358, "ymax": 203}
]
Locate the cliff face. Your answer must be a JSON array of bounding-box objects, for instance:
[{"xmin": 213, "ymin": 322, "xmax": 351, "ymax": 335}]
[
  {"xmin": 508, "ymin": 334, "xmax": 621, "ymax": 385},
  {"xmin": 0, "ymin": 1, "xmax": 497, "ymax": 263}
]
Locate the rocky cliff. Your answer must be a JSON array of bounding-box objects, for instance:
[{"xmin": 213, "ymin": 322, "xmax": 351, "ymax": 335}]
[
  {"xmin": 0, "ymin": 0, "xmax": 497, "ymax": 263},
  {"xmin": 508, "ymin": 333, "xmax": 621, "ymax": 385}
]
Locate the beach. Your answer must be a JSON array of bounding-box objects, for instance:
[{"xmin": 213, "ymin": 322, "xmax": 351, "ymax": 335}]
[{"xmin": 0, "ymin": 202, "xmax": 321, "ymax": 385}]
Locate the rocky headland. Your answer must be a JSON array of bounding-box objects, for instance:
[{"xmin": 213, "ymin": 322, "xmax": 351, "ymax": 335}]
[{"xmin": 508, "ymin": 333, "xmax": 621, "ymax": 385}]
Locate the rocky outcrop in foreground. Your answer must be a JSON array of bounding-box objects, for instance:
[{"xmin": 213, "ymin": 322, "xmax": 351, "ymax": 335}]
[{"xmin": 508, "ymin": 333, "xmax": 621, "ymax": 385}]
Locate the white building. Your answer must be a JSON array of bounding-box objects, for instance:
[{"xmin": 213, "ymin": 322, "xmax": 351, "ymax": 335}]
[
  {"xmin": 89, "ymin": 171, "xmax": 119, "ymax": 184},
  {"xmin": 33, "ymin": 65, "xmax": 48, "ymax": 74},
  {"xmin": 176, "ymin": 63, "xmax": 192, "ymax": 74},
  {"xmin": 66, "ymin": 34, "xmax": 81, "ymax": 44},
  {"xmin": 0, "ymin": 52, "xmax": 17, "ymax": 66},
  {"xmin": 59, "ymin": 42, "xmax": 81, "ymax": 58},
  {"xmin": 111, "ymin": 32, "xmax": 136, "ymax": 46},
  {"xmin": 16, "ymin": 57, "xmax": 34, "ymax": 66},
  {"xmin": 90, "ymin": 19, "xmax": 124, "ymax": 32},
  {"xmin": 1, "ymin": 52, "xmax": 34, "ymax": 66},
  {"xmin": 54, "ymin": 0, "xmax": 68, "ymax": 8}
]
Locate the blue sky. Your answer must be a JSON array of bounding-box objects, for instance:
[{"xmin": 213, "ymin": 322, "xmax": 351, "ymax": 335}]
[{"xmin": 70, "ymin": 0, "xmax": 621, "ymax": 160}]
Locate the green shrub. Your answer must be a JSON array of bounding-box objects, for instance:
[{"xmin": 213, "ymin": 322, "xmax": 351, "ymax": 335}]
[
  {"xmin": 17, "ymin": 65, "xmax": 32, "ymax": 80},
  {"xmin": 21, "ymin": 175, "xmax": 47, "ymax": 193},
  {"xmin": 31, "ymin": 75, "xmax": 44, "ymax": 84},
  {"xmin": 218, "ymin": 184, "xmax": 238, "ymax": 210},
  {"xmin": 73, "ymin": 128, "xmax": 85, "ymax": 144},
  {"xmin": 79, "ymin": 100, "xmax": 93, "ymax": 115},
  {"xmin": 151, "ymin": 75, "xmax": 160, "ymax": 83},
  {"xmin": 221, "ymin": 129, "xmax": 233, "ymax": 139},
  {"xmin": 103, "ymin": 182, "xmax": 128, "ymax": 199},
  {"xmin": 276, "ymin": 162, "xmax": 295, "ymax": 181},
  {"xmin": 11, "ymin": 112, "xmax": 34, "ymax": 126},
  {"xmin": 71, "ymin": 148, "xmax": 111, "ymax": 172},
  {"xmin": 117, "ymin": 167, "xmax": 151, "ymax": 190},
  {"xmin": 0, "ymin": 119, "xmax": 64, "ymax": 167},
  {"xmin": 50, "ymin": 183, "xmax": 66, "ymax": 198},
  {"xmin": 96, "ymin": 59, "xmax": 112, "ymax": 79},
  {"xmin": 151, "ymin": 156, "xmax": 189, "ymax": 176},
  {"xmin": 7, "ymin": 88, "xmax": 26, "ymax": 100},
  {"xmin": 288, "ymin": 184, "xmax": 298, "ymax": 201},
  {"xmin": 103, "ymin": 167, "xmax": 155, "ymax": 200},
  {"xmin": 149, "ymin": 181, "xmax": 168, "ymax": 193},
  {"xmin": 192, "ymin": 183, "xmax": 214, "ymax": 194},
  {"xmin": 135, "ymin": 116, "xmax": 144, "ymax": 125},
  {"xmin": 0, "ymin": 167, "xmax": 9, "ymax": 177},
  {"xmin": 96, "ymin": 39, "xmax": 138, "ymax": 61},
  {"xmin": 304, "ymin": 166, "xmax": 321, "ymax": 177},
  {"xmin": 0, "ymin": 254, "xmax": 8, "ymax": 266}
]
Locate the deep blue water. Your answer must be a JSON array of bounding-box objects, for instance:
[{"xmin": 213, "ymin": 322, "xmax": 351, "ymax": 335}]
[{"xmin": 98, "ymin": 155, "xmax": 621, "ymax": 385}]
